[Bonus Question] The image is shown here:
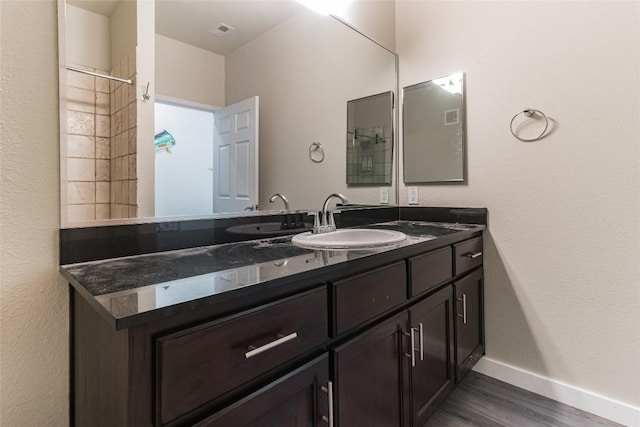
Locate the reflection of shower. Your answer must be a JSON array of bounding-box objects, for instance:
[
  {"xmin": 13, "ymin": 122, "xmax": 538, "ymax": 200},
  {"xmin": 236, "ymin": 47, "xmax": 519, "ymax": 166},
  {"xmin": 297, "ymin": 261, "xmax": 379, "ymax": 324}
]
[
  {"xmin": 354, "ymin": 128, "xmax": 385, "ymax": 144},
  {"xmin": 353, "ymin": 128, "xmax": 386, "ymax": 173},
  {"xmin": 346, "ymin": 91, "xmax": 393, "ymax": 185}
]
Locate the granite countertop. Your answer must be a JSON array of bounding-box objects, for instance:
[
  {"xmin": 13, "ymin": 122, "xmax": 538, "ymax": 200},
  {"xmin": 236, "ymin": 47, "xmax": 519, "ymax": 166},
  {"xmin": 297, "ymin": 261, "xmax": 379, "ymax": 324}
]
[{"xmin": 61, "ymin": 221, "xmax": 485, "ymax": 328}]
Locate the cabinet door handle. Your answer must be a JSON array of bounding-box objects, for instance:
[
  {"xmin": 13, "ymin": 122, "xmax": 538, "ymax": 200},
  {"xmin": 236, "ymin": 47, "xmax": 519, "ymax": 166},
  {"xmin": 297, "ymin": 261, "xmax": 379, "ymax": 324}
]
[
  {"xmin": 457, "ymin": 294, "xmax": 467, "ymax": 324},
  {"xmin": 464, "ymin": 251, "xmax": 482, "ymax": 259},
  {"xmin": 418, "ymin": 323, "xmax": 424, "ymax": 361},
  {"xmin": 244, "ymin": 332, "xmax": 298, "ymax": 359},
  {"xmin": 403, "ymin": 329, "xmax": 417, "ymax": 367},
  {"xmin": 320, "ymin": 381, "xmax": 334, "ymax": 427}
]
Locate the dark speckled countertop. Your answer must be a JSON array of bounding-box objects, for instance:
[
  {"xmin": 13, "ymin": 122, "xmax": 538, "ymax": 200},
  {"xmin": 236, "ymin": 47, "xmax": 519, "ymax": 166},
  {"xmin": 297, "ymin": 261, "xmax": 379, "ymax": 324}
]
[{"xmin": 61, "ymin": 221, "xmax": 485, "ymax": 329}]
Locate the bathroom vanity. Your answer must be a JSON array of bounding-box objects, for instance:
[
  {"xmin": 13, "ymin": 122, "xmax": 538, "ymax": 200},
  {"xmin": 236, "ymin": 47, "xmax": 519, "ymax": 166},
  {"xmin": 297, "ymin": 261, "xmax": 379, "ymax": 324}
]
[{"xmin": 61, "ymin": 213, "xmax": 485, "ymax": 427}]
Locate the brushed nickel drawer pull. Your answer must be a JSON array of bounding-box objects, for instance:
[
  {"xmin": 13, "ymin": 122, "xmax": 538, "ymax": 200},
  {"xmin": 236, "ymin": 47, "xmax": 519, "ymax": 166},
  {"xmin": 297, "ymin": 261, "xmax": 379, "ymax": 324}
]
[
  {"xmin": 320, "ymin": 381, "xmax": 334, "ymax": 426},
  {"xmin": 244, "ymin": 332, "xmax": 298, "ymax": 359},
  {"xmin": 456, "ymin": 294, "xmax": 467, "ymax": 324},
  {"xmin": 418, "ymin": 323, "xmax": 424, "ymax": 361},
  {"xmin": 464, "ymin": 251, "xmax": 482, "ymax": 259}
]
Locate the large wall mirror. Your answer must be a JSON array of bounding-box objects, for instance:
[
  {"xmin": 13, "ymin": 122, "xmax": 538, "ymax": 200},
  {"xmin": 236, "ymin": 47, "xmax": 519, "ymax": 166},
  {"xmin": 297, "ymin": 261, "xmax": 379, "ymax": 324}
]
[
  {"xmin": 58, "ymin": 0, "xmax": 397, "ymax": 227},
  {"xmin": 403, "ymin": 72, "xmax": 466, "ymax": 183}
]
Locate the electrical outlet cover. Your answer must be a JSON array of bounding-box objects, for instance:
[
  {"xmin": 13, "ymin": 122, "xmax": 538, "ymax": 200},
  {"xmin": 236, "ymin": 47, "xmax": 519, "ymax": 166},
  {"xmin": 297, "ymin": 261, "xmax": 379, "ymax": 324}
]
[
  {"xmin": 408, "ymin": 187, "xmax": 419, "ymax": 205},
  {"xmin": 379, "ymin": 187, "xmax": 389, "ymax": 204}
]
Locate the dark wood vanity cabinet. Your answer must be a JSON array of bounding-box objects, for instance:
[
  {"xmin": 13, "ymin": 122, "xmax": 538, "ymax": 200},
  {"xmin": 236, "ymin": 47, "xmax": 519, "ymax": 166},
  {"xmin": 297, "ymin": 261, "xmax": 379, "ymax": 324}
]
[
  {"xmin": 329, "ymin": 240, "xmax": 480, "ymax": 427},
  {"xmin": 71, "ymin": 234, "xmax": 485, "ymax": 427}
]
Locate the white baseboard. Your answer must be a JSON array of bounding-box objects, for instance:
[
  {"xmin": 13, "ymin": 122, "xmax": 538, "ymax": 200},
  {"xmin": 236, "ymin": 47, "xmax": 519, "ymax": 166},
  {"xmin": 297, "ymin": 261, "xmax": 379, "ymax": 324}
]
[{"xmin": 473, "ymin": 357, "xmax": 640, "ymax": 427}]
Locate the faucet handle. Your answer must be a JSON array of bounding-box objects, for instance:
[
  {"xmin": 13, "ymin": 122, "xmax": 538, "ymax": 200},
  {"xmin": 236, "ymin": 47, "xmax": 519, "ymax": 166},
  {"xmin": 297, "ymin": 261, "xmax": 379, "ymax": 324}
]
[
  {"xmin": 310, "ymin": 211, "xmax": 322, "ymax": 234},
  {"xmin": 327, "ymin": 211, "xmax": 336, "ymax": 231}
]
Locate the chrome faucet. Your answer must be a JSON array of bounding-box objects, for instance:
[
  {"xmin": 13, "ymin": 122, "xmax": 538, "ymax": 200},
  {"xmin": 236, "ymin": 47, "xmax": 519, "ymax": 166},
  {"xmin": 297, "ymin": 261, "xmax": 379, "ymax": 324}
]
[
  {"xmin": 313, "ymin": 193, "xmax": 348, "ymax": 234},
  {"xmin": 269, "ymin": 193, "xmax": 290, "ymax": 211}
]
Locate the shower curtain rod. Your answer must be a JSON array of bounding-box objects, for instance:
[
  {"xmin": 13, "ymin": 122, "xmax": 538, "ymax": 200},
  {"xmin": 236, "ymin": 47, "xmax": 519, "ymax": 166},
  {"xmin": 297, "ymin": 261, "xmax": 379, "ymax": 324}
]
[{"xmin": 66, "ymin": 66, "xmax": 133, "ymax": 85}]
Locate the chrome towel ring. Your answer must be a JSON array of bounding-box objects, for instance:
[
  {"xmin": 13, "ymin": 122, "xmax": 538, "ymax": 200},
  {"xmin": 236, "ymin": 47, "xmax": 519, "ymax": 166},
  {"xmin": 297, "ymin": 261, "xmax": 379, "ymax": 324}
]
[
  {"xmin": 510, "ymin": 109, "xmax": 549, "ymax": 142},
  {"xmin": 309, "ymin": 141, "xmax": 325, "ymax": 163}
]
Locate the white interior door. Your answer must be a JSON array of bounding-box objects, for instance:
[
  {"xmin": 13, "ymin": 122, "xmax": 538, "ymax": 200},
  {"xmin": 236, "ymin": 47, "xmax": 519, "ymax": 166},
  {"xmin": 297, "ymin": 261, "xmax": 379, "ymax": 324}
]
[{"xmin": 213, "ymin": 96, "xmax": 259, "ymax": 213}]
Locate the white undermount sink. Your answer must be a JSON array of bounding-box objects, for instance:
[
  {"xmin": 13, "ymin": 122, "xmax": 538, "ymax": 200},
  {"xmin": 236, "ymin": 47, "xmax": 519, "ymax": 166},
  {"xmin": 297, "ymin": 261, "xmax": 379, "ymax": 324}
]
[{"xmin": 291, "ymin": 228, "xmax": 407, "ymax": 250}]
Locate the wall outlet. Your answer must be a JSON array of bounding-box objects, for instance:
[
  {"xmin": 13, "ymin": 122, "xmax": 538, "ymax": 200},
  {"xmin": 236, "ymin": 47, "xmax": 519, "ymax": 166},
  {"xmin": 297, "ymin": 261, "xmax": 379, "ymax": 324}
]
[
  {"xmin": 379, "ymin": 187, "xmax": 389, "ymax": 204},
  {"xmin": 408, "ymin": 187, "xmax": 419, "ymax": 205}
]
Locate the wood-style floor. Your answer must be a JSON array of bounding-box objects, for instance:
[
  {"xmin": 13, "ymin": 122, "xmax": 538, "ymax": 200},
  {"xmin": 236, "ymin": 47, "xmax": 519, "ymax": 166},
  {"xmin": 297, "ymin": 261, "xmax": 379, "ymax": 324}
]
[{"xmin": 426, "ymin": 372, "xmax": 623, "ymax": 427}]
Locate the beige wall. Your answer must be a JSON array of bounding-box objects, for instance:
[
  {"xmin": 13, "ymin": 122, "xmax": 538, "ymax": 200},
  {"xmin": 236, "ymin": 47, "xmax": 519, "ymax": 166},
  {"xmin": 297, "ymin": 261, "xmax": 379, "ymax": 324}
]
[
  {"xmin": 226, "ymin": 10, "xmax": 396, "ymax": 210},
  {"xmin": 0, "ymin": 1, "xmax": 69, "ymax": 425},
  {"xmin": 155, "ymin": 34, "xmax": 225, "ymax": 107},
  {"xmin": 397, "ymin": 0, "xmax": 640, "ymax": 408}
]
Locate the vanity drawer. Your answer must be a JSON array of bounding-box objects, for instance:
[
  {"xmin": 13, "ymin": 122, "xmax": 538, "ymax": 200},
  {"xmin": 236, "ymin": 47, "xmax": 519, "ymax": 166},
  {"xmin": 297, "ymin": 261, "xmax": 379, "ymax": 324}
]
[
  {"xmin": 334, "ymin": 261, "xmax": 407, "ymax": 336},
  {"xmin": 156, "ymin": 287, "xmax": 328, "ymax": 425},
  {"xmin": 409, "ymin": 246, "xmax": 453, "ymax": 296},
  {"xmin": 454, "ymin": 237, "xmax": 483, "ymax": 275}
]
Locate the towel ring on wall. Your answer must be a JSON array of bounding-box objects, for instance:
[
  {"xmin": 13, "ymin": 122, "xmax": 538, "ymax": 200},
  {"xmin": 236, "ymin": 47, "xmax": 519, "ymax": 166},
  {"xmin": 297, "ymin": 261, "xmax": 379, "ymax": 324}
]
[
  {"xmin": 142, "ymin": 82, "xmax": 151, "ymax": 102},
  {"xmin": 309, "ymin": 142, "xmax": 325, "ymax": 163},
  {"xmin": 510, "ymin": 109, "xmax": 549, "ymax": 142}
]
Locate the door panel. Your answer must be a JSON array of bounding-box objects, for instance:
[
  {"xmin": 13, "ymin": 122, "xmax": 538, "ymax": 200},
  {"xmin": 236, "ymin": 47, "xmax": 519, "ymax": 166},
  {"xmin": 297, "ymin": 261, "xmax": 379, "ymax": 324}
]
[
  {"xmin": 334, "ymin": 311, "xmax": 409, "ymax": 427},
  {"xmin": 455, "ymin": 268, "xmax": 484, "ymax": 382},
  {"xmin": 218, "ymin": 145, "xmax": 231, "ymax": 197},
  {"xmin": 213, "ymin": 96, "xmax": 259, "ymax": 213},
  {"xmin": 236, "ymin": 140, "xmax": 250, "ymax": 197},
  {"xmin": 409, "ymin": 286, "xmax": 455, "ymax": 426}
]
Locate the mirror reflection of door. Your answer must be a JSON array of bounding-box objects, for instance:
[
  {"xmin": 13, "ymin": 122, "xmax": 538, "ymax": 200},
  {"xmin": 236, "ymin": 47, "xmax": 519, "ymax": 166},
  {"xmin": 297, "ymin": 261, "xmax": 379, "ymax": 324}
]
[
  {"xmin": 213, "ymin": 96, "xmax": 259, "ymax": 214},
  {"xmin": 154, "ymin": 97, "xmax": 259, "ymax": 216}
]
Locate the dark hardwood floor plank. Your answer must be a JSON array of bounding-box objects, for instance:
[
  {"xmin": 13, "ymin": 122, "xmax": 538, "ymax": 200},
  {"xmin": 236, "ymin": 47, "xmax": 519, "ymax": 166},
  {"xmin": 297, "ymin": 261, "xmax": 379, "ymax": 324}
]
[{"xmin": 425, "ymin": 372, "xmax": 623, "ymax": 427}]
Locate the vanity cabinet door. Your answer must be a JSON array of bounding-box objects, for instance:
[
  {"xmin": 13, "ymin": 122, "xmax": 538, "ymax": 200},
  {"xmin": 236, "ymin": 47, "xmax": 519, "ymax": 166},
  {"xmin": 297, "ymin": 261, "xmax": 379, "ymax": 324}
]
[
  {"xmin": 408, "ymin": 286, "xmax": 455, "ymax": 426},
  {"xmin": 334, "ymin": 311, "xmax": 410, "ymax": 427},
  {"xmin": 196, "ymin": 354, "xmax": 331, "ymax": 427},
  {"xmin": 454, "ymin": 268, "xmax": 484, "ymax": 383}
]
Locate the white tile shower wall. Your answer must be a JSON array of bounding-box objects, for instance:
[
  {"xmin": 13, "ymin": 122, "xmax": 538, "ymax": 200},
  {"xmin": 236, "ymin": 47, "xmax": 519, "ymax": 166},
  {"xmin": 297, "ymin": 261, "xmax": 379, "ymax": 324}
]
[
  {"xmin": 66, "ymin": 66, "xmax": 111, "ymax": 222},
  {"xmin": 110, "ymin": 49, "xmax": 138, "ymax": 218}
]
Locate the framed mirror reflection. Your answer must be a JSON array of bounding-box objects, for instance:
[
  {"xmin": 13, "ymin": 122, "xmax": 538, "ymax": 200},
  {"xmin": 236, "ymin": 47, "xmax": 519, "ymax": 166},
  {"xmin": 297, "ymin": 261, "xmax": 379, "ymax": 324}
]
[
  {"xmin": 402, "ymin": 72, "xmax": 466, "ymax": 184},
  {"xmin": 58, "ymin": 0, "xmax": 398, "ymax": 227},
  {"xmin": 346, "ymin": 91, "xmax": 394, "ymax": 186}
]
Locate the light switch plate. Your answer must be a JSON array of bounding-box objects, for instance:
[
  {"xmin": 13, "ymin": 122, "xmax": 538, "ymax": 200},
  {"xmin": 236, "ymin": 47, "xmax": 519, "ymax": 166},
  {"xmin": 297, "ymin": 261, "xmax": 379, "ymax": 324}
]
[
  {"xmin": 379, "ymin": 187, "xmax": 389, "ymax": 204},
  {"xmin": 408, "ymin": 187, "xmax": 419, "ymax": 205}
]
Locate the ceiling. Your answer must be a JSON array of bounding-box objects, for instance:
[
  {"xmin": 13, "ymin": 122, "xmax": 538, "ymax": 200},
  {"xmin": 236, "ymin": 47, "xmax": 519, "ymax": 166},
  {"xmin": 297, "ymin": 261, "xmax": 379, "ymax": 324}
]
[{"xmin": 67, "ymin": 0, "xmax": 305, "ymax": 56}]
